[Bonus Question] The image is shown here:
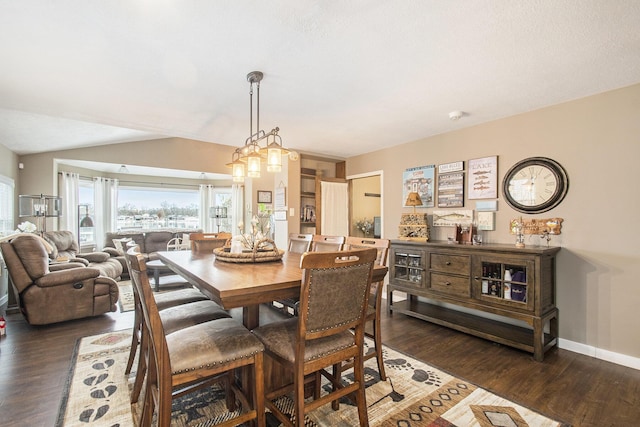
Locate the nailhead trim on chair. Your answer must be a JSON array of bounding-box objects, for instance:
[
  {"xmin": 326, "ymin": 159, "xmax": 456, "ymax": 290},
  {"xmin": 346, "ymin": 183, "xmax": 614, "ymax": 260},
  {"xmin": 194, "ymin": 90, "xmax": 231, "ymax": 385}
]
[{"xmin": 171, "ymin": 351, "xmax": 262, "ymax": 375}]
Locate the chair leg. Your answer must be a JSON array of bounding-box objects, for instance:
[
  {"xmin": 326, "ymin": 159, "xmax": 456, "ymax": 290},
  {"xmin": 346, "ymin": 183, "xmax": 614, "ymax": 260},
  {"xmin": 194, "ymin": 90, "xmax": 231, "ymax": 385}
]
[
  {"xmin": 353, "ymin": 353, "xmax": 369, "ymax": 427},
  {"xmin": 331, "ymin": 363, "xmax": 341, "ymax": 411},
  {"xmin": 372, "ymin": 315, "xmax": 386, "ymax": 381},
  {"xmin": 253, "ymin": 353, "xmax": 266, "ymax": 427},
  {"xmin": 125, "ymin": 311, "xmax": 141, "ymax": 375},
  {"xmin": 294, "ymin": 368, "xmax": 305, "ymax": 427},
  {"xmin": 131, "ymin": 328, "xmax": 149, "ymax": 404}
]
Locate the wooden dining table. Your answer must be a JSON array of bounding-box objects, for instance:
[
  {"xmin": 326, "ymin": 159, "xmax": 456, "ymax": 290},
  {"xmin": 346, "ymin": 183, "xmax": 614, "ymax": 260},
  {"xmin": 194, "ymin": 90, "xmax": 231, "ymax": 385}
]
[{"xmin": 157, "ymin": 249, "xmax": 388, "ymax": 330}]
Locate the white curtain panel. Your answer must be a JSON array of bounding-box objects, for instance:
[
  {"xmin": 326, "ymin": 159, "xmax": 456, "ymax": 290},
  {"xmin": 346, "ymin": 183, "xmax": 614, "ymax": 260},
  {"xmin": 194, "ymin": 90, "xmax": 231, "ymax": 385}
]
[
  {"xmin": 231, "ymin": 184, "xmax": 244, "ymax": 236},
  {"xmin": 94, "ymin": 177, "xmax": 118, "ymax": 250},
  {"xmin": 59, "ymin": 172, "xmax": 79, "ymax": 234},
  {"xmin": 320, "ymin": 181, "xmax": 349, "ymax": 236},
  {"xmin": 199, "ymin": 185, "xmax": 214, "ymax": 232}
]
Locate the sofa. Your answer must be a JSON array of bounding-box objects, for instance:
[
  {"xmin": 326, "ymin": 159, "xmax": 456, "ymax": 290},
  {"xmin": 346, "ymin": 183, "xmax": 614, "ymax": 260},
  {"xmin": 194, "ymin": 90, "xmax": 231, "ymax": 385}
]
[
  {"xmin": 102, "ymin": 229, "xmax": 201, "ymax": 277},
  {"xmin": 43, "ymin": 231, "xmax": 123, "ymax": 280},
  {"xmin": 0, "ymin": 235, "xmax": 119, "ymax": 325}
]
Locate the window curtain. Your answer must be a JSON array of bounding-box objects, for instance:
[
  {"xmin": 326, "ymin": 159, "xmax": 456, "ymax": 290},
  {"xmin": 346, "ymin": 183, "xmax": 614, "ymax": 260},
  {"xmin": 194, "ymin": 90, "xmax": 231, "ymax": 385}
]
[
  {"xmin": 94, "ymin": 177, "xmax": 118, "ymax": 250},
  {"xmin": 199, "ymin": 185, "xmax": 215, "ymax": 232},
  {"xmin": 59, "ymin": 172, "xmax": 79, "ymax": 234},
  {"xmin": 320, "ymin": 181, "xmax": 349, "ymax": 236},
  {"xmin": 231, "ymin": 184, "xmax": 244, "ymax": 236}
]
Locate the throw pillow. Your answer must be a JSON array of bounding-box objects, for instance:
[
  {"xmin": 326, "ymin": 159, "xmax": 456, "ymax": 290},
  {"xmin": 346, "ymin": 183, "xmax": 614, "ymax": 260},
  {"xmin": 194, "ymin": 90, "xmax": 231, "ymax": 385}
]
[{"xmin": 112, "ymin": 238, "xmax": 132, "ymax": 255}]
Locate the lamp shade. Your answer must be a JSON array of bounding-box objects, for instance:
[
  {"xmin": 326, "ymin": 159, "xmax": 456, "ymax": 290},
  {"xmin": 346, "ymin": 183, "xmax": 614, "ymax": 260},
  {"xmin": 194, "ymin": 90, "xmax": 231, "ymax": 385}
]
[
  {"xmin": 18, "ymin": 194, "xmax": 62, "ymax": 217},
  {"xmin": 404, "ymin": 192, "xmax": 423, "ymax": 207},
  {"xmin": 210, "ymin": 206, "xmax": 228, "ymax": 219}
]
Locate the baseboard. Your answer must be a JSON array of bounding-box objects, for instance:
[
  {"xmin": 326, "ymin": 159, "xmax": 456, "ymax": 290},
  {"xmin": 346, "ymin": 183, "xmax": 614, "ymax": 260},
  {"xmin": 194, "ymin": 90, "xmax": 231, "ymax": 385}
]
[{"xmin": 558, "ymin": 338, "xmax": 640, "ymax": 371}]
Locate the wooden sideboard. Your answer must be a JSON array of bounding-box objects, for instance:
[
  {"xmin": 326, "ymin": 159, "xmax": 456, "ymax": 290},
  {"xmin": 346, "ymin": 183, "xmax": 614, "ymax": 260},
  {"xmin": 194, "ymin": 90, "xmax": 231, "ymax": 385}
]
[{"xmin": 387, "ymin": 240, "xmax": 560, "ymax": 361}]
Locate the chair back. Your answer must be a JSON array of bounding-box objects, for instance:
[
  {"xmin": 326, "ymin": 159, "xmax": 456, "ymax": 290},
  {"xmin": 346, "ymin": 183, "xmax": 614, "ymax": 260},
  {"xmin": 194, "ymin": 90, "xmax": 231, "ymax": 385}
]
[
  {"xmin": 310, "ymin": 234, "xmax": 345, "ymax": 252},
  {"xmin": 287, "ymin": 233, "xmax": 312, "ymax": 254},
  {"xmin": 166, "ymin": 237, "xmax": 182, "ymax": 251},
  {"xmin": 189, "ymin": 232, "xmax": 229, "ymax": 253},
  {"xmin": 125, "ymin": 249, "xmax": 171, "ymax": 392},
  {"xmin": 345, "ymin": 236, "xmax": 390, "ymax": 267},
  {"xmin": 298, "ymin": 248, "xmax": 377, "ymax": 340}
]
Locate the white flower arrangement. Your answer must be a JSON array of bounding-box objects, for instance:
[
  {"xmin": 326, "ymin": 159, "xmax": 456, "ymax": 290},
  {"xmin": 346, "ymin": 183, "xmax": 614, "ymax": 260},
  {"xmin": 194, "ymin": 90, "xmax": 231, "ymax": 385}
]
[
  {"xmin": 234, "ymin": 212, "xmax": 273, "ymax": 250},
  {"xmin": 17, "ymin": 221, "xmax": 37, "ymax": 233},
  {"xmin": 355, "ymin": 218, "xmax": 373, "ymax": 236}
]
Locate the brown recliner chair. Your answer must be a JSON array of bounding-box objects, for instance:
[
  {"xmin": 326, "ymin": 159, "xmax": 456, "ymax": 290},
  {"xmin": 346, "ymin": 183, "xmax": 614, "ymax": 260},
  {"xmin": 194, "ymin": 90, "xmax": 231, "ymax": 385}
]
[
  {"xmin": 0, "ymin": 235, "xmax": 119, "ymax": 325},
  {"xmin": 43, "ymin": 230, "xmax": 123, "ymax": 280}
]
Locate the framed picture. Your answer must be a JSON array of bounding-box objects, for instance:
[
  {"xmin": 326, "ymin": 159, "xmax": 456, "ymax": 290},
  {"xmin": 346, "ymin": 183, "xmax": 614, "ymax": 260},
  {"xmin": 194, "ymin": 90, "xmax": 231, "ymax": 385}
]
[
  {"xmin": 257, "ymin": 190, "xmax": 272, "ymax": 204},
  {"xmin": 437, "ymin": 172, "xmax": 464, "ymax": 207},
  {"xmin": 403, "ymin": 165, "xmax": 435, "ymax": 208},
  {"xmin": 468, "ymin": 156, "xmax": 498, "ymax": 199}
]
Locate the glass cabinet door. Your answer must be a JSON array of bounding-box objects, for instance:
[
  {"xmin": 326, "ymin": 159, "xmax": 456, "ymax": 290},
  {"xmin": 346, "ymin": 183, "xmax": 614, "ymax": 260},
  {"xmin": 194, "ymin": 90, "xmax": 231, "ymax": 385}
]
[
  {"xmin": 473, "ymin": 256, "xmax": 534, "ymax": 311},
  {"xmin": 390, "ymin": 248, "xmax": 426, "ymax": 288}
]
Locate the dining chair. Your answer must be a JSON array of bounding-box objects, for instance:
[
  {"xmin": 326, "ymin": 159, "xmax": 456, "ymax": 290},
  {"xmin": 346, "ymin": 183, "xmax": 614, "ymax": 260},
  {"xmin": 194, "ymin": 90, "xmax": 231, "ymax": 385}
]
[
  {"xmin": 123, "ymin": 246, "xmax": 232, "ymax": 406},
  {"xmin": 272, "ymin": 233, "xmax": 313, "ymax": 316},
  {"xmin": 287, "ymin": 233, "xmax": 313, "ymax": 253},
  {"xmin": 310, "ymin": 234, "xmax": 345, "ymax": 252},
  {"xmin": 340, "ymin": 236, "xmax": 390, "ymax": 380},
  {"xmin": 252, "ymin": 247, "xmax": 378, "ymax": 427},
  {"xmin": 126, "ymin": 249, "xmax": 266, "ymax": 427}
]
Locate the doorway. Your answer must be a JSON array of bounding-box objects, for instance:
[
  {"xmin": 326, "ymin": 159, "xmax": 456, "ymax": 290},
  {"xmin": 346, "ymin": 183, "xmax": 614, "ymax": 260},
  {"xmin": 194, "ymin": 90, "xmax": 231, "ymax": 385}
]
[{"xmin": 348, "ymin": 171, "xmax": 383, "ymax": 238}]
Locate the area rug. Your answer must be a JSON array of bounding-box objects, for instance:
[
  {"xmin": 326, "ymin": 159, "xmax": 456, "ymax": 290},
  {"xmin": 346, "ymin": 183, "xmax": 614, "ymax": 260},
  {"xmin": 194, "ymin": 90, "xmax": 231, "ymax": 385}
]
[
  {"xmin": 117, "ymin": 280, "xmax": 193, "ymax": 313},
  {"xmin": 56, "ymin": 330, "xmax": 570, "ymax": 427},
  {"xmin": 117, "ymin": 281, "xmax": 135, "ymax": 312}
]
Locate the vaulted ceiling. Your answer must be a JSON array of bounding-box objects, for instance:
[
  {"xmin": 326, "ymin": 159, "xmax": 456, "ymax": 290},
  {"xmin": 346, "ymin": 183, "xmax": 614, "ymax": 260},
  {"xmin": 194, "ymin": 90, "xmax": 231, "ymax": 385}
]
[{"xmin": 2, "ymin": 1, "xmax": 640, "ymax": 159}]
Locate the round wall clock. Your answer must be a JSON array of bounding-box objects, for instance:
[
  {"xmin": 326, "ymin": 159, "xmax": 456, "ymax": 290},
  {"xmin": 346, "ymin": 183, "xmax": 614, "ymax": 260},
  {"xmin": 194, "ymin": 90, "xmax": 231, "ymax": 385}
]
[{"xmin": 502, "ymin": 157, "xmax": 569, "ymax": 213}]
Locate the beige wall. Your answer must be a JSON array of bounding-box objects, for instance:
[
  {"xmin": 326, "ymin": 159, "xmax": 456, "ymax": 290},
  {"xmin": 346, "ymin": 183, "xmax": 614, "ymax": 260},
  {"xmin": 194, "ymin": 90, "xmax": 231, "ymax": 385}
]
[
  {"xmin": 347, "ymin": 83, "xmax": 640, "ymax": 362},
  {"xmin": 5, "ymin": 83, "xmax": 640, "ymax": 364}
]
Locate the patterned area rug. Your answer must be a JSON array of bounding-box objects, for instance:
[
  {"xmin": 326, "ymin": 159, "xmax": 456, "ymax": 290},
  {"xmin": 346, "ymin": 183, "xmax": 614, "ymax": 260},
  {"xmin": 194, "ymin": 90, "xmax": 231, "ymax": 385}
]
[
  {"xmin": 56, "ymin": 330, "xmax": 570, "ymax": 426},
  {"xmin": 117, "ymin": 280, "xmax": 192, "ymax": 313}
]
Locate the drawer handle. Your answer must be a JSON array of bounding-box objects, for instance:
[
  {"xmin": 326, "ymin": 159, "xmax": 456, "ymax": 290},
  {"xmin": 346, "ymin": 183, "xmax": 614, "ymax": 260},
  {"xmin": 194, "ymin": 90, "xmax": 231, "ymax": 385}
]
[
  {"xmin": 446, "ymin": 261, "xmax": 451, "ymax": 265},
  {"xmin": 444, "ymin": 281, "xmax": 451, "ymax": 286}
]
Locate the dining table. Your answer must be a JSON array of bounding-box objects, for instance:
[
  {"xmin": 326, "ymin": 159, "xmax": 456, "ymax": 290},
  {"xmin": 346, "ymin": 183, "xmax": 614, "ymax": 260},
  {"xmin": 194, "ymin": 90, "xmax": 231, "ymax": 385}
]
[{"xmin": 157, "ymin": 249, "xmax": 389, "ymax": 331}]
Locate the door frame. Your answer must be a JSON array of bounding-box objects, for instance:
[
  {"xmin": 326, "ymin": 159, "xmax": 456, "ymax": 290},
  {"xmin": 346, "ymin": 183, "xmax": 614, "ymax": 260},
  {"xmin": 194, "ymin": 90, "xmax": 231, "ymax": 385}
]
[{"xmin": 347, "ymin": 170, "xmax": 384, "ymax": 238}]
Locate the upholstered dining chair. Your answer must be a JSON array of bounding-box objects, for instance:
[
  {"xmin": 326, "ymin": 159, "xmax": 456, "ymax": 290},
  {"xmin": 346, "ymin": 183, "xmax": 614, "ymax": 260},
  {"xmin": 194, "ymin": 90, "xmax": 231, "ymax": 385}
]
[
  {"xmin": 126, "ymin": 249, "xmax": 266, "ymax": 427},
  {"xmin": 123, "ymin": 246, "xmax": 232, "ymax": 406},
  {"xmin": 252, "ymin": 248, "xmax": 378, "ymax": 427},
  {"xmin": 310, "ymin": 234, "xmax": 345, "ymax": 252},
  {"xmin": 272, "ymin": 233, "xmax": 314, "ymax": 316},
  {"xmin": 340, "ymin": 236, "xmax": 390, "ymax": 380}
]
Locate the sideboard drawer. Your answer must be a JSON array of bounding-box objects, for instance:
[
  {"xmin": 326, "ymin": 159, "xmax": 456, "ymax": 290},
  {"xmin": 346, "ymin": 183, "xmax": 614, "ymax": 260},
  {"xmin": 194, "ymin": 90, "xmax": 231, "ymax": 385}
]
[
  {"xmin": 430, "ymin": 253, "xmax": 470, "ymax": 274},
  {"xmin": 430, "ymin": 273, "xmax": 470, "ymax": 297}
]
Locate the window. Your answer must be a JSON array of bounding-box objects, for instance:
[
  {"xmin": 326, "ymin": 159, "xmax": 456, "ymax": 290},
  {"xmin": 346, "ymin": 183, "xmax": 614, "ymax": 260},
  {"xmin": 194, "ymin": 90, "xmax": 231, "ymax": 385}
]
[
  {"xmin": 211, "ymin": 188, "xmax": 232, "ymax": 232},
  {"xmin": 0, "ymin": 175, "xmax": 15, "ymax": 236},
  {"xmin": 117, "ymin": 186, "xmax": 200, "ymax": 230},
  {"xmin": 78, "ymin": 179, "xmax": 95, "ymax": 245}
]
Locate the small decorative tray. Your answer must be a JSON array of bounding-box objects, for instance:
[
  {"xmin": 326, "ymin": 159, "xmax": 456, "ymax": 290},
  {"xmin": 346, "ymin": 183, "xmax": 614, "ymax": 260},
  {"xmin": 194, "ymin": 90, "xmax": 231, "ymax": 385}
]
[{"xmin": 213, "ymin": 239, "xmax": 284, "ymax": 263}]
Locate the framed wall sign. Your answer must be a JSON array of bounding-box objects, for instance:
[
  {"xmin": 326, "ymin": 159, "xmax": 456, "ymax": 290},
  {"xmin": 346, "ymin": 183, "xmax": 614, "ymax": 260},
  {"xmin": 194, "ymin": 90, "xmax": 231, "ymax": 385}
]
[
  {"xmin": 468, "ymin": 156, "xmax": 498, "ymax": 199},
  {"xmin": 257, "ymin": 190, "xmax": 272, "ymax": 204},
  {"xmin": 437, "ymin": 172, "xmax": 464, "ymax": 208},
  {"xmin": 403, "ymin": 165, "xmax": 435, "ymax": 208}
]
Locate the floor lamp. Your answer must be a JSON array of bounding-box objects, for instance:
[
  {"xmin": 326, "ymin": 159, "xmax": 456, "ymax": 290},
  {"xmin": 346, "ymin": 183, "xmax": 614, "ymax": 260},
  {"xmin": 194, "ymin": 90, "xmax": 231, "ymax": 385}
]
[
  {"xmin": 210, "ymin": 206, "xmax": 228, "ymax": 233},
  {"xmin": 77, "ymin": 204, "xmax": 94, "ymax": 247}
]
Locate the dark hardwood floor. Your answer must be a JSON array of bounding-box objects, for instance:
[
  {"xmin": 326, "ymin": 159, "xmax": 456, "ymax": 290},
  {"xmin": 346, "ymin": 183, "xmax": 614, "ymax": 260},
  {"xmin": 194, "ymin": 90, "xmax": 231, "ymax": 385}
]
[{"xmin": 1, "ymin": 301, "xmax": 639, "ymax": 426}]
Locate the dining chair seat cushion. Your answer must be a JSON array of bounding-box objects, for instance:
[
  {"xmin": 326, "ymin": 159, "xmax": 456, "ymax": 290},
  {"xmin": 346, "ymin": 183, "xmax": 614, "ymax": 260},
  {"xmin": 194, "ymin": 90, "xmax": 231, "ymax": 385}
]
[
  {"xmin": 160, "ymin": 300, "xmax": 231, "ymax": 335},
  {"xmin": 252, "ymin": 318, "xmax": 355, "ymax": 364},
  {"xmin": 154, "ymin": 288, "xmax": 209, "ymax": 310},
  {"xmin": 167, "ymin": 317, "xmax": 264, "ymax": 376}
]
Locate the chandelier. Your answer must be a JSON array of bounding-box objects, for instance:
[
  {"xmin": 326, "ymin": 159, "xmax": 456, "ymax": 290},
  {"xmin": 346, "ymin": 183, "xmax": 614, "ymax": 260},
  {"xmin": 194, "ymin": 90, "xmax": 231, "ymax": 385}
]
[{"xmin": 227, "ymin": 71, "xmax": 291, "ymax": 182}]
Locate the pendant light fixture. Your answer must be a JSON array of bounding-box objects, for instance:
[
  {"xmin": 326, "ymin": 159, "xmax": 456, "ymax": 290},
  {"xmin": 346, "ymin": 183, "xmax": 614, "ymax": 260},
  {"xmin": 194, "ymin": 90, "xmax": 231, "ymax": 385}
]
[{"xmin": 227, "ymin": 71, "xmax": 290, "ymax": 181}]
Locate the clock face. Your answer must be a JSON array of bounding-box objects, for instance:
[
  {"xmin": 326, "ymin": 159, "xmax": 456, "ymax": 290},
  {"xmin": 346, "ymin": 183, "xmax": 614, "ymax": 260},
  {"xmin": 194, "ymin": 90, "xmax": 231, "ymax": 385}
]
[{"xmin": 502, "ymin": 157, "xmax": 568, "ymax": 213}]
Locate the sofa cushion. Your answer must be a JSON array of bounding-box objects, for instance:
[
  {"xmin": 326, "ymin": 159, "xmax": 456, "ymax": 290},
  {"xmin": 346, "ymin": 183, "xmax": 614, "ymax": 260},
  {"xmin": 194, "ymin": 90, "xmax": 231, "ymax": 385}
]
[
  {"xmin": 12, "ymin": 235, "xmax": 50, "ymax": 279},
  {"xmin": 43, "ymin": 230, "xmax": 79, "ymax": 260},
  {"xmin": 79, "ymin": 252, "xmax": 111, "ymax": 263},
  {"xmin": 104, "ymin": 231, "xmax": 145, "ymax": 251},
  {"xmin": 144, "ymin": 231, "xmax": 175, "ymax": 254}
]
